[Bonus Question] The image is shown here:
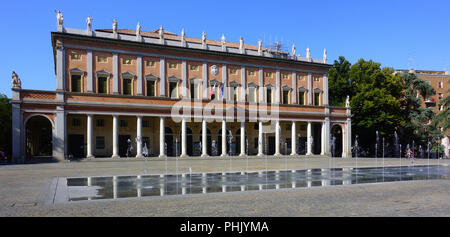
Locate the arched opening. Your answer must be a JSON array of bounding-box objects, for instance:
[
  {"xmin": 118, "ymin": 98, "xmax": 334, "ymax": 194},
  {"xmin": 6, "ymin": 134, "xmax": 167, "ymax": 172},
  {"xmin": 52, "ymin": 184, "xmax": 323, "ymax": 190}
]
[
  {"xmin": 331, "ymin": 125, "xmax": 343, "ymax": 157},
  {"xmin": 25, "ymin": 115, "xmax": 53, "ymax": 159}
]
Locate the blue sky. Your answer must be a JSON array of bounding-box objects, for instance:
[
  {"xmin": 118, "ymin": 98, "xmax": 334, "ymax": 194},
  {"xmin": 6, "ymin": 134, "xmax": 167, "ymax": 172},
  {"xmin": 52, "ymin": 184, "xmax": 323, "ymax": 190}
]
[{"xmin": 1, "ymin": 0, "xmax": 449, "ymax": 97}]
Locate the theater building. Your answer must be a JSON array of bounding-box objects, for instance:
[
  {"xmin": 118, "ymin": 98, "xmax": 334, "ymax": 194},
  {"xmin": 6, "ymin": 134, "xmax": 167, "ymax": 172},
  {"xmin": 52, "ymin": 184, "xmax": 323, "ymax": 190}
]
[{"xmin": 11, "ymin": 14, "xmax": 351, "ymax": 163}]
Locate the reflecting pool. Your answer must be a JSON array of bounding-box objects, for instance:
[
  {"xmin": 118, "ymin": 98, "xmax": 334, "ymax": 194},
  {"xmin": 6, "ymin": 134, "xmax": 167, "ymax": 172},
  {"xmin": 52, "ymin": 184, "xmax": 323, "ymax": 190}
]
[{"xmin": 66, "ymin": 165, "xmax": 450, "ymax": 202}]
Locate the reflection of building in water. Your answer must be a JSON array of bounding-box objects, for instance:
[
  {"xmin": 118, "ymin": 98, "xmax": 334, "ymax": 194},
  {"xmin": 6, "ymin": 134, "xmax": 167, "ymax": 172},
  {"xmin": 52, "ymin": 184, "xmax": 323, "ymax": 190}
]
[{"xmin": 11, "ymin": 14, "xmax": 352, "ymax": 163}]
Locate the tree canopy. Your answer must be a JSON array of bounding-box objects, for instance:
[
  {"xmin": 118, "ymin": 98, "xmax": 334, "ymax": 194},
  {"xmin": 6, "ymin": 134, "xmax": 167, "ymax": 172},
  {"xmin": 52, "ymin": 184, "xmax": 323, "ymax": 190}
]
[{"xmin": 328, "ymin": 57, "xmax": 443, "ymax": 156}]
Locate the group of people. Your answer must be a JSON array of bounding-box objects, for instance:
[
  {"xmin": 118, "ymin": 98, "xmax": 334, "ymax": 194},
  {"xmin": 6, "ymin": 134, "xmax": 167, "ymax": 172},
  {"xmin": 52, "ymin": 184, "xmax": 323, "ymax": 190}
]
[{"xmin": 126, "ymin": 138, "xmax": 149, "ymax": 157}]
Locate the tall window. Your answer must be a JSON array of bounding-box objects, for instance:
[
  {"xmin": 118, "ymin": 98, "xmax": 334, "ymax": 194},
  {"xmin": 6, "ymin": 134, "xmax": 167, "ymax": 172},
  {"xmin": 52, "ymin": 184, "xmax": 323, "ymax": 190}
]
[
  {"xmin": 282, "ymin": 90, "xmax": 290, "ymax": 104},
  {"xmin": 231, "ymin": 86, "xmax": 238, "ymax": 101},
  {"xmin": 71, "ymin": 75, "xmax": 82, "ymax": 92},
  {"xmin": 314, "ymin": 92, "xmax": 320, "ymax": 106},
  {"xmin": 298, "ymin": 91, "xmax": 305, "ymax": 105},
  {"xmin": 190, "ymin": 82, "xmax": 199, "ymax": 99},
  {"xmin": 169, "ymin": 81, "xmax": 178, "ymax": 98},
  {"xmin": 123, "ymin": 79, "xmax": 132, "ymax": 95},
  {"xmin": 147, "ymin": 80, "xmax": 155, "ymax": 97},
  {"xmin": 98, "ymin": 77, "xmax": 107, "ymax": 94},
  {"xmin": 248, "ymin": 87, "xmax": 256, "ymax": 103},
  {"xmin": 266, "ymin": 87, "xmax": 272, "ymax": 104}
]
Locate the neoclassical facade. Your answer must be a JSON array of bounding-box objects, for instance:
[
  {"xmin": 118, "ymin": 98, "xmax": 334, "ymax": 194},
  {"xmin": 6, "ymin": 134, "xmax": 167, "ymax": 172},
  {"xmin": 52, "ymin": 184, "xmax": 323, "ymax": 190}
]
[{"xmin": 11, "ymin": 15, "xmax": 352, "ymax": 163}]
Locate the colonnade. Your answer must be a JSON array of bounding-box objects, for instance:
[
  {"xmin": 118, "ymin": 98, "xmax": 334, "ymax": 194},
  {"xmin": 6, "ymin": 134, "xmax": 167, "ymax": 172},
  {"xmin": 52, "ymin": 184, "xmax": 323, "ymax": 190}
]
[{"xmin": 83, "ymin": 115, "xmax": 342, "ymax": 158}]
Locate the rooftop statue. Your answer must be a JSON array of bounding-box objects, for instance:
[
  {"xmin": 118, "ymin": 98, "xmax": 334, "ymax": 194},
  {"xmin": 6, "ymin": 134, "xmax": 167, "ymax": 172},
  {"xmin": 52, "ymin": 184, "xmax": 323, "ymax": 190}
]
[
  {"xmin": 306, "ymin": 47, "xmax": 311, "ymax": 59},
  {"xmin": 136, "ymin": 22, "xmax": 141, "ymax": 36},
  {"xmin": 86, "ymin": 16, "xmax": 92, "ymax": 31},
  {"xmin": 56, "ymin": 11, "xmax": 63, "ymax": 27},
  {"xmin": 258, "ymin": 40, "xmax": 262, "ymax": 53},
  {"xmin": 346, "ymin": 95, "xmax": 350, "ymax": 107},
  {"xmin": 159, "ymin": 25, "xmax": 164, "ymax": 39},
  {"xmin": 112, "ymin": 19, "xmax": 118, "ymax": 33},
  {"xmin": 292, "ymin": 44, "xmax": 296, "ymax": 56},
  {"xmin": 239, "ymin": 37, "xmax": 244, "ymax": 51},
  {"xmin": 221, "ymin": 34, "xmax": 225, "ymax": 46},
  {"xmin": 202, "ymin": 31, "xmax": 207, "ymax": 44},
  {"xmin": 323, "ymin": 48, "xmax": 327, "ymax": 62},
  {"xmin": 12, "ymin": 71, "xmax": 21, "ymax": 89}
]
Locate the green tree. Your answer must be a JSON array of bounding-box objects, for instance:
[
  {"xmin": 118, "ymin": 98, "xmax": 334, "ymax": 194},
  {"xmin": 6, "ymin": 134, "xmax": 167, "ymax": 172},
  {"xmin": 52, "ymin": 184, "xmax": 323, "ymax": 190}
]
[
  {"xmin": 328, "ymin": 56, "xmax": 352, "ymax": 106},
  {"xmin": 434, "ymin": 79, "xmax": 450, "ymax": 132},
  {"xmin": 349, "ymin": 59, "xmax": 404, "ymax": 153},
  {"xmin": 400, "ymin": 73, "xmax": 439, "ymax": 148},
  {"xmin": 0, "ymin": 94, "xmax": 12, "ymax": 157}
]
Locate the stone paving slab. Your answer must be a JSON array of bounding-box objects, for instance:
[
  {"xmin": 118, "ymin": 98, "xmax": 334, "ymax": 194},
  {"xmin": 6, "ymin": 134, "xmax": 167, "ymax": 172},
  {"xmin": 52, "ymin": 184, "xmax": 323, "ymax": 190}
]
[{"xmin": 0, "ymin": 157, "xmax": 449, "ymax": 216}]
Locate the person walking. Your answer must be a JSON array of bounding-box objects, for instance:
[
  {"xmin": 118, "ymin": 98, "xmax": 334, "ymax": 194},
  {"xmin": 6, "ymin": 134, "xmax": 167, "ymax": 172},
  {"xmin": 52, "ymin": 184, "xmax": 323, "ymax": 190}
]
[{"xmin": 407, "ymin": 148, "xmax": 413, "ymax": 164}]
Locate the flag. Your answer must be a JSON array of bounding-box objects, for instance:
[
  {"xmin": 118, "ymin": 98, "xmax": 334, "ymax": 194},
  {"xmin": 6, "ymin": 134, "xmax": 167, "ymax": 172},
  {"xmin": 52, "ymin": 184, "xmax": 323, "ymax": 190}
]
[
  {"xmin": 209, "ymin": 85, "xmax": 215, "ymax": 99},
  {"xmin": 220, "ymin": 84, "xmax": 224, "ymax": 99}
]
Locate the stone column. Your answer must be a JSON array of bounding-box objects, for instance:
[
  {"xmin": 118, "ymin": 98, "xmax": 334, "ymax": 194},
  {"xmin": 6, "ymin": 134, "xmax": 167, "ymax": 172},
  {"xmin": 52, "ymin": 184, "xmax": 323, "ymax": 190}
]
[
  {"xmin": 291, "ymin": 121, "xmax": 297, "ymax": 156},
  {"xmin": 55, "ymin": 40, "xmax": 65, "ymax": 91},
  {"xmin": 54, "ymin": 106, "xmax": 66, "ymax": 161},
  {"xmin": 240, "ymin": 66, "xmax": 246, "ymax": 102},
  {"xmin": 292, "ymin": 71, "xmax": 297, "ymax": 104},
  {"xmin": 307, "ymin": 73, "xmax": 312, "ymax": 105},
  {"xmin": 320, "ymin": 121, "xmax": 325, "ymax": 155},
  {"xmin": 137, "ymin": 56, "xmax": 143, "ymax": 95},
  {"xmin": 181, "ymin": 118, "xmax": 187, "ymax": 157},
  {"xmin": 11, "ymin": 102, "xmax": 22, "ymax": 163},
  {"xmin": 201, "ymin": 119, "xmax": 208, "ymax": 157},
  {"xmin": 276, "ymin": 70, "xmax": 281, "ymax": 103},
  {"xmin": 136, "ymin": 116, "xmax": 143, "ymax": 158},
  {"xmin": 306, "ymin": 122, "xmax": 312, "ymax": 155},
  {"xmin": 112, "ymin": 115, "xmax": 119, "ymax": 158},
  {"xmin": 221, "ymin": 120, "xmax": 226, "ymax": 156},
  {"xmin": 113, "ymin": 53, "xmax": 119, "ymax": 94},
  {"xmin": 159, "ymin": 117, "xmax": 165, "ymax": 157},
  {"xmin": 324, "ymin": 118, "xmax": 331, "ymax": 156},
  {"xmin": 202, "ymin": 62, "xmax": 208, "ymax": 98},
  {"xmin": 86, "ymin": 114, "xmax": 94, "ymax": 158},
  {"xmin": 160, "ymin": 57, "xmax": 166, "ymax": 96},
  {"xmin": 343, "ymin": 118, "xmax": 352, "ymax": 158},
  {"xmin": 257, "ymin": 121, "xmax": 263, "ymax": 156},
  {"xmin": 87, "ymin": 50, "xmax": 93, "ymax": 93},
  {"xmin": 239, "ymin": 121, "xmax": 245, "ymax": 156},
  {"xmin": 259, "ymin": 68, "xmax": 264, "ymax": 103},
  {"xmin": 323, "ymin": 73, "xmax": 329, "ymax": 106},
  {"xmin": 182, "ymin": 60, "xmax": 187, "ymax": 98},
  {"xmin": 275, "ymin": 120, "xmax": 281, "ymax": 156}
]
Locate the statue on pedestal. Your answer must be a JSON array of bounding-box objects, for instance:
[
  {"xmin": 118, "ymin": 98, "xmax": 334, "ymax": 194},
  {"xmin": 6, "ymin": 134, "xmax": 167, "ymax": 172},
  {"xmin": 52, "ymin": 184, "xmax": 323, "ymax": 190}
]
[
  {"xmin": 258, "ymin": 40, "xmax": 262, "ymax": 54},
  {"xmin": 136, "ymin": 22, "xmax": 141, "ymax": 36},
  {"xmin": 239, "ymin": 37, "xmax": 244, "ymax": 53},
  {"xmin": 112, "ymin": 19, "xmax": 118, "ymax": 34},
  {"xmin": 12, "ymin": 71, "xmax": 21, "ymax": 89},
  {"xmin": 56, "ymin": 11, "xmax": 63, "ymax": 28},
  {"xmin": 159, "ymin": 25, "xmax": 164, "ymax": 39},
  {"xmin": 86, "ymin": 16, "xmax": 92, "ymax": 31},
  {"xmin": 202, "ymin": 31, "xmax": 207, "ymax": 45},
  {"xmin": 346, "ymin": 95, "xmax": 350, "ymax": 107}
]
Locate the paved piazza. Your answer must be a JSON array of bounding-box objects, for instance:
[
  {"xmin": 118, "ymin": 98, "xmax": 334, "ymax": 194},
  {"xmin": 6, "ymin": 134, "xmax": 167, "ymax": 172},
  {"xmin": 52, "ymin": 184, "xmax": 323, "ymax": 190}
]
[{"xmin": 0, "ymin": 157, "xmax": 449, "ymax": 216}]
